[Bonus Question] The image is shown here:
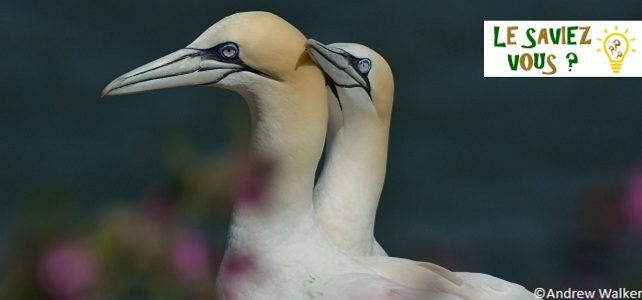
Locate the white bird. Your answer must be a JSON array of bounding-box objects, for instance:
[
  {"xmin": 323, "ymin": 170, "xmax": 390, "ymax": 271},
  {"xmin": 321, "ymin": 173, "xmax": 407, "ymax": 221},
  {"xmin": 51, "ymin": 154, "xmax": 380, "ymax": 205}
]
[
  {"xmin": 306, "ymin": 40, "xmax": 539, "ymax": 298},
  {"xmin": 103, "ymin": 11, "xmax": 537, "ymax": 300},
  {"xmin": 311, "ymin": 41, "xmax": 391, "ymax": 256}
]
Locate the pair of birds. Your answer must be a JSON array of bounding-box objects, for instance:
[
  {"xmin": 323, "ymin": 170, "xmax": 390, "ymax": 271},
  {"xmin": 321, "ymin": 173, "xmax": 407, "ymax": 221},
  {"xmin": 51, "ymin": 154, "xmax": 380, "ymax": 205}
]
[{"xmin": 103, "ymin": 11, "xmax": 536, "ymax": 300}]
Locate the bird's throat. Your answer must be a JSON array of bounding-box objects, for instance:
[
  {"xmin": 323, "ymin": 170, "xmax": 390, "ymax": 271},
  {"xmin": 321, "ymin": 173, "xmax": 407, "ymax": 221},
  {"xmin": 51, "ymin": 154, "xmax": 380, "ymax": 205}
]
[{"xmin": 227, "ymin": 70, "xmax": 328, "ymax": 250}]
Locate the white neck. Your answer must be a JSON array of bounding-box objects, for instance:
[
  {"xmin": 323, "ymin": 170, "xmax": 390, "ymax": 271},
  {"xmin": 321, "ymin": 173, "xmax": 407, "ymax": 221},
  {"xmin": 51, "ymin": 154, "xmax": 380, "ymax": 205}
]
[
  {"xmin": 314, "ymin": 87, "xmax": 390, "ymax": 254},
  {"xmin": 225, "ymin": 71, "xmax": 328, "ymax": 253}
]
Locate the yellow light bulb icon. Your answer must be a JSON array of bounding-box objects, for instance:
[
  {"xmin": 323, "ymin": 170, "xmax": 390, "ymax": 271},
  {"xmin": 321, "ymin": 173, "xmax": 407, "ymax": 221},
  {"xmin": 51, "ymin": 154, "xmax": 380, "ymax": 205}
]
[
  {"xmin": 598, "ymin": 26, "xmax": 636, "ymax": 74},
  {"xmin": 603, "ymin": 33, "xmax": 629, "ymax": 73}
]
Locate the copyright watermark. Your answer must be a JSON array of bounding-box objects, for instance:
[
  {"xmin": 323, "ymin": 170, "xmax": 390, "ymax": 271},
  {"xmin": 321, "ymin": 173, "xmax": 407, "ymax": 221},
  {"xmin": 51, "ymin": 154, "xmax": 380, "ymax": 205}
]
[{"xmin": 534, "ymin": 288, "xmax": 642, "ymax": 299}]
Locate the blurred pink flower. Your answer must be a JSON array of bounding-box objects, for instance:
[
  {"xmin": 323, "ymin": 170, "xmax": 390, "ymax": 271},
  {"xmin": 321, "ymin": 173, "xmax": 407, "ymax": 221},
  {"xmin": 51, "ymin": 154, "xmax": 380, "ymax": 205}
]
[
  {"xmin": 231, "ymin": 156, "xmax": 274, "ymax": 209},
  {"xmin": 38, "ymin": 240, "xmax": 98, "ymax": 300},
  {"xmin": 232, "ymin": 171, "xmax": 266, "ymax": 207},
  {"xmin": 221, "ymin": 251, "xmax": 254, "ymax": 278},
  {"xmin": 624, "ymin": 166, "xmax": 642, "ymax": 234},
  {"xmin": 170, "ymin": 231, "xmax": 211, "ymax": 283},
  {"xmin": 218, "ymin": 250, "xmax": 256, "ymax": 300}
]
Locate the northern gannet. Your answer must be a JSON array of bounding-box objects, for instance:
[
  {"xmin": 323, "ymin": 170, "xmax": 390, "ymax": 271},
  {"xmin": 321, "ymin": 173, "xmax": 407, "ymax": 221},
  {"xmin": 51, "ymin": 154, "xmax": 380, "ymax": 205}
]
[
  {"xmin": 306, "ymin": 40, "xmax": 538, "ymax": 299},
  {"xmin": 309, "ymin": 40, "xmax": 391, "ymax": 256},
  {"xmin": 102, "ymin": 12, "xmax": 331, "ymax": 299}
]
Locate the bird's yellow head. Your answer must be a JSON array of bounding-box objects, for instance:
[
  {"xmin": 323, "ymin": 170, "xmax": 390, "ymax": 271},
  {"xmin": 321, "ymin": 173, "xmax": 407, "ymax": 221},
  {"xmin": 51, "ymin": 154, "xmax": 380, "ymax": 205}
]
[
  {"xmin": 305, "ymin": 40, "xmax": 394, "ymax": 123},
  {"xmin": 102, "ymin": 12, "xmax": 317, "ymax": 97}
]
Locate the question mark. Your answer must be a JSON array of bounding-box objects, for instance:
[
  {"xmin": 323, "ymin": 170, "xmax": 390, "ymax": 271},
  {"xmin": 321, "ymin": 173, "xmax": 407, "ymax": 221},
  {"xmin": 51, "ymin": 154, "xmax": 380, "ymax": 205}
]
[
  {"xmin": 614, "ymin": 39, "xmax": 621, "ymax": 47},
  {"xmin": 566, "ymin": 52, "xmax": 578, "ymax": 71}
]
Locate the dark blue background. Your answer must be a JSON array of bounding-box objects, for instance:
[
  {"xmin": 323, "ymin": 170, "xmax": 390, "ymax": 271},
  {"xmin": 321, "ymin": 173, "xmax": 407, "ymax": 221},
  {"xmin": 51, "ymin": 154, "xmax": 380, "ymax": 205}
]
[{"xmin": 2, "ymin": 0, "xmax": 642, "ymax": 290}]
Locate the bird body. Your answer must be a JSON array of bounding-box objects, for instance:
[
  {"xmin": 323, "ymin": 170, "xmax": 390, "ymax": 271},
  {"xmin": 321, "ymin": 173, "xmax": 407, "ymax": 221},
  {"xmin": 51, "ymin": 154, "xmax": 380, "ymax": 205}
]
[{"xmin": 103, "ymin": 12, "xmax": 536, "ymax": 300}]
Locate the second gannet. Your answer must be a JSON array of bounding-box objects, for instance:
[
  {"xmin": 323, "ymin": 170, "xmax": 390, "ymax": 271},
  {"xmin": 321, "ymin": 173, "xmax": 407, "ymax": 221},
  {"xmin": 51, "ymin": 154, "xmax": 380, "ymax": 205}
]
[
  {"xmin": 310, "ymin": 40, "xmax": 392, "ymax": 256},
  {"xmin": 306, "ymin": 40, "xmax": 538, "ymax": 299},
  {"xmin": 102, "ymin": 11, "xmax": 487, "ymax": 300}
]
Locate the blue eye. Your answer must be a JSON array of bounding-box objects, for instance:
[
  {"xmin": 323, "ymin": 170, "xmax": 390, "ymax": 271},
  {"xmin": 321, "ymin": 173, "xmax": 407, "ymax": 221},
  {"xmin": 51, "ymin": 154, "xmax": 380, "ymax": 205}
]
[
  {"xmin": 219, "ymin": 43, "xmax": 239, "ymax": 59},
  {"xmin": 356, "ymin": 58, "xmax": 371, "ymax": 74}
]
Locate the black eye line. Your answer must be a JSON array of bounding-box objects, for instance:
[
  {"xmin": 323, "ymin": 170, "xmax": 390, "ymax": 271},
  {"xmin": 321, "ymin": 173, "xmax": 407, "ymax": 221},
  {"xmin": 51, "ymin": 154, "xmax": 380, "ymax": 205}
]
[
  {"xmin": 186, "ymin": 42, "xmax": 243, "ymax": 64},
  {"xmin": 339, "ymin": 52, "xmax": 372, "ymax": 96},
  {"xmin": 347, "ymin": 55, "xmax": 372, "ymax": 96},
  {"xmin": 186, "ymin": 42, "xmax": 276, "ymax": 80},
  {"xmin": 312, "ymin": 44, "xmax": 372, "ymax": 97}
]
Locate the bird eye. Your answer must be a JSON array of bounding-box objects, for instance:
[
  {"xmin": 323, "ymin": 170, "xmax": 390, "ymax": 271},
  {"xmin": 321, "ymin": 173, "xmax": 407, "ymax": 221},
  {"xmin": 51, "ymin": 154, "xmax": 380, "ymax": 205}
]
[
  {"xmin": 356, "ymin": 58, "xmax": 372, "ymax": 74},
  {"xmin": 218, "ymin": 43, "xmax": 239, "ymax": 59}
]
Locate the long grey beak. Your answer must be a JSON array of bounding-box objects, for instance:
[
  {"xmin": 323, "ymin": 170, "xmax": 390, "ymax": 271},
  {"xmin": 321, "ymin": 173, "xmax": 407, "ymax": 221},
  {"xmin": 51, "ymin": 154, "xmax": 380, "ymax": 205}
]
[
  {"xmin": 304, "ymin": 39, "xmax": 368, "ymax": 90},
  {"xmin": 102, "ymin": 48, "xmax": 244, "ymax": 97}
]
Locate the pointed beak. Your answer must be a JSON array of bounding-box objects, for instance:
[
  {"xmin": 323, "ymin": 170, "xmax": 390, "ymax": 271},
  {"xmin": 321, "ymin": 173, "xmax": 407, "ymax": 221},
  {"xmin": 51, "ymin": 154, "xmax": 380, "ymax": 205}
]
[
  {"xmin": 305, "ymin": 39, "xmax": 350, "ymax": 70},
  {"xmin": 305, "ymin": 39, "xmax": 368, "ymax": 90},
  {"xmin": 102, "ymin": 48, "xmax": 244, "ymax": 97}
]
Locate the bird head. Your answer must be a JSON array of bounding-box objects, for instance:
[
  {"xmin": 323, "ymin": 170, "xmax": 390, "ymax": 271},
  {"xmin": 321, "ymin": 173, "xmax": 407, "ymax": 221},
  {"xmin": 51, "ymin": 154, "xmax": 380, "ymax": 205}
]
[
  {"xmin": 305, "ymin": 40, "xmax": 394, "ymax": 123},
  {"xmin": 102, "ymin": 12, "xmax": 317, "ymax": 97}
]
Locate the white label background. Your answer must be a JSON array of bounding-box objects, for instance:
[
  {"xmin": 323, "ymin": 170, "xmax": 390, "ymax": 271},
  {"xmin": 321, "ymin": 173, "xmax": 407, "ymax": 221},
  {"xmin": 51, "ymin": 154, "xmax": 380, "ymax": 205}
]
[{"xmin": 484, "ymin": 21, "xmax": 642, "ymax": 77}]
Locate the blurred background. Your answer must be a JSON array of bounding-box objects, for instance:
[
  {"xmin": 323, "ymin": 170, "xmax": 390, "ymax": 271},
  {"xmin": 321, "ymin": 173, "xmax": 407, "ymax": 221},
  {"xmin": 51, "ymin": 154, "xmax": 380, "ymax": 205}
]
[{"xmin": 2, "ymin": 0, "xmax": 642, "ymax": 299}]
